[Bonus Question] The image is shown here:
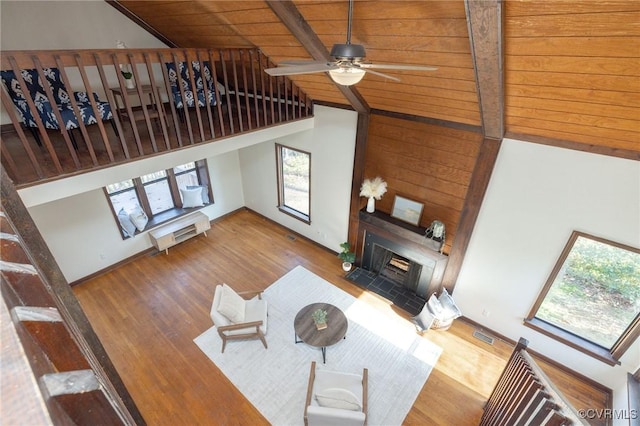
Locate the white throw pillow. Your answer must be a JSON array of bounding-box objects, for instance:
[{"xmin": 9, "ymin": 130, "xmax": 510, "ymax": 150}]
[
  {"xmin": 438, "ymin": 288, "xmax": 462, "ymax": 321},
  {"xmin": 129, "ymin": 205, "xmax": 148, "ymax": 232},
  {"xmin": 217, "ymin": 284, "xmax": 246, "ymax": 323},
  {"xmin": 118, "ymin": 208, "xmax": 137, "ymax": 237},
  {"xmin": 181, "ymin": 187, "xmax": 204, "ymax": 208},
  {"xmin": 315, "ymin": 388, "xmax": 361, "ymax": 411},
  {"xmin": 187, "ymin": 184, "xmax": 210, "ymax": 204},
  {"xmin": 427, "ymin": 293, "xmax": 444, "ymax": 319}
]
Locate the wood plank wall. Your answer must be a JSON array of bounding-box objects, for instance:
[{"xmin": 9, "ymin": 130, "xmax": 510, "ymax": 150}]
[
  {"xmin": 362, "ymin": 114, "xmax": 483, "ymax": 254},
  {"xmin": 504, "ymin": 0, "xmax": 640, "ymax": 152}
]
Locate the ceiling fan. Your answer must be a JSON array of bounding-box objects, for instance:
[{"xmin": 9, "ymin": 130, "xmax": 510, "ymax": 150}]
[{"xmin": 264, "ymin": 0, "xmax": 437, "ymax": 86}]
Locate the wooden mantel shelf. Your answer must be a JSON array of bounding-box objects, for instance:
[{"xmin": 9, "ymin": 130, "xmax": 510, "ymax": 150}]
[{"xmin": 359, "ymin": 209, "xmax": 440, "ymax": 251}]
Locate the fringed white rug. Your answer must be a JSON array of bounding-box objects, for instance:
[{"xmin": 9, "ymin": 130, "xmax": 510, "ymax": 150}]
[{"xmin": 194, "ymin": 265, "xmax": 442, "ymax": 426}]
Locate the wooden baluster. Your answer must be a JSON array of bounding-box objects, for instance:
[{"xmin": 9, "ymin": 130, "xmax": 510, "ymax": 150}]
[
  {"xmin": 172, "ymin": 52, "xmax": 195, "ymax": 144},
  {"xmin": 230, "ymin": 50, "xmax": 243, "ymax": 132},
  {"xmin": 283, "ymin": 75, "xmax": 289, "ymax": 121},
  {"xmin": 94, "ymin": 54, "xmax": 129, "ymax": 159},
  {"xmin": 257, "ymin": 50, "xmax": 269, "ymax": 127},
  {"xmin": 144, "ymin": 52, "xmax": 171, "ymax": 151},
  {"xmin": 208, "ymin": 49, "xmax": 226, "ymax": 137},
  {"xmin": 111, "ymin": 53, "xmax": 144, "ymax": 156},
  {"xmin": 185, "ymin": 56, "xmax": 205, "ymax": 142},
  {"xmin": 128, "ymin": 53, "xmax": 157, "ymax": 152},
  {"xmin": 51, "ymin": 55, "xmax": 98, "ymax": 165},
  {"xmin": 249, "ymin": 50, "xmax": 260, "ymax": 128},
  {"xmin": 0, "ymin": 90, "xmax": 44, "ymax": 179},
  {"xmin": 196, "ymin": 49, "xmax": 215, "ymax": 140},
  {"xmin": 239, "ymin": 50, "xmax": 252, "ymax": 130},
  {"xmin": 276, "ymin": 75, "xmax": 283, "ymax": 123},
  {"xmin": 218, "ymin": 50, "xmax": 234, "ymax": 134},
  {"xmin": 158, "ymin": 52, "xmax": 184, "ymax": 147},
  {"xmin": 73, "ymin": 54, "xmax": 114, "ymax": 162}
]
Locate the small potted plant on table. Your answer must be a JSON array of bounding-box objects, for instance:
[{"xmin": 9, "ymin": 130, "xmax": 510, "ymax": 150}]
[
  {"xmin": 312, "ymin": 308, "xmax": 328, "ymax": 330},
  {"xmin": 121, "ymin": 70, "xmax": 135, "ymax": 89},
  {"xmin": 338, "ymin": 242, "xmax": 356, "ymax": 272}
]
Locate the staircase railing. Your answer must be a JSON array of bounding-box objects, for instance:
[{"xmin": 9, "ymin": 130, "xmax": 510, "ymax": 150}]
[{"xmin": 481, "ymin": 338, "xmax": 587, "ymax": 426}]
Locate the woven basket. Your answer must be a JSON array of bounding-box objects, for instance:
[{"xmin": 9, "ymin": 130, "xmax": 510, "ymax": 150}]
[{"xmin": 430, "ymin": 316, "xmax": 454, "ymax": 331}]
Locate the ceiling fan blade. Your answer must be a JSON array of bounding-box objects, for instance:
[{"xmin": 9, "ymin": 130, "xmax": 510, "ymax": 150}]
[
  {"xmin": 359, "ymin": 63, "xmax": 438, "ymax": 71},
  {"xmin": 362, "ymin": 69, "xmax": 401, "ymax": 82},
  {"xmin": 264, "ymin": 63, "xmax": 337, "ymax": 76},
  {"xmin": 278, "ymin": 60, "xmax": 330, "ymax": 66}
]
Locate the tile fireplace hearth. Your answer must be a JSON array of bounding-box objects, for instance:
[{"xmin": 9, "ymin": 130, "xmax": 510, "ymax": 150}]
[{"xmin": 346, "ymin": 267, "xmax": 426, "ymax": 315}]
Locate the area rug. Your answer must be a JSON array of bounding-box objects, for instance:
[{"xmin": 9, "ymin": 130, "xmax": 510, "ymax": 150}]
[{"xmin": 194, "ymin": 265, "xmax": 442, "ymax": 425}]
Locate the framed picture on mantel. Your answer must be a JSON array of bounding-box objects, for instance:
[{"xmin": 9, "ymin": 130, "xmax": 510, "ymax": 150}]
[{"xmin": 391, "ymin": 195, "xmax": 423, "ymax": 226}]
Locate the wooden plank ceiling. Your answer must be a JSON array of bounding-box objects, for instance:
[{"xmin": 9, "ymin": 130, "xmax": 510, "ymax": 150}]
[{"xmin": 116, "ymin": 0, "xmax": 639, "ymax": 154}]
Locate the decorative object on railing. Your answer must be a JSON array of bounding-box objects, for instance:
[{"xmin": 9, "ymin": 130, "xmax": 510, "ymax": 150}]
[
  {"xmin": 480, "ymin": 338, "xmax": 586, "ymax": 426},
  {"xmin": 359, "ymin": 176, "xmax": 387, "ymax": 213},
  {"xmin": 1, "ymin": 48, "xmax": 313, "ymax": 186}
]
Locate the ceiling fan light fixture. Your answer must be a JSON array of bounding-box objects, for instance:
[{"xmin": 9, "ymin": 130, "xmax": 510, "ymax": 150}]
[{"xmin": 329, "ymin": 67, "xmax": 366, "ymax": 86}]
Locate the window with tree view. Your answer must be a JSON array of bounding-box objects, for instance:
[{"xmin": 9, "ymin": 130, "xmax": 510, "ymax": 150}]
[
  {"xmin": 526, "ymin": 231, "xmax": 640, "ymax": 364},
  {"xmin": 276, "ymin": 144, "xmax": 310, "ymax": 223}
]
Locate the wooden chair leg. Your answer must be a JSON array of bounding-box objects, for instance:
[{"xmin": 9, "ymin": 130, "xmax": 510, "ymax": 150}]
[
  {"xmin": 109, "ymin": 119, "xmax": 119, "ymax": 137},
  {"xmin": 28, "ymin": 126, "xmax": 42, "ymax": 146},
  {"xmin": 68, "ymin": 129, "xmax": 78, "ymax": 150},
  {"xmin": 258, "ymin": 329, "xmax": 267, "ymax": 349}
]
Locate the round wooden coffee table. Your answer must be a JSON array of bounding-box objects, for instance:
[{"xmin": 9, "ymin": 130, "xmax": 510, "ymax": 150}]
[{"xmin": 294, "ymin": 303, "xmax": 348, "ymax": 363}]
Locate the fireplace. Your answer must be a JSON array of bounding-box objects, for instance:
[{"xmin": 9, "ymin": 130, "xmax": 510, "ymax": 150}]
[
  {"xmin": 346, "ymin": 210, "xmax": 449, "ymax": 314},
  {"xmin": 375, "ymin": 248, "xmax": 417, "ymax": 289},
  {"xmin": 361, "ymin": 231, "xmax": 444, "ymax": 299}
]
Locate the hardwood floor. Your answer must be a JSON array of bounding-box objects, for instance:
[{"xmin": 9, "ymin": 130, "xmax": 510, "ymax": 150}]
[{"xmin": 73, "ymin": 209, "xmax": 608, "ymax": 425}]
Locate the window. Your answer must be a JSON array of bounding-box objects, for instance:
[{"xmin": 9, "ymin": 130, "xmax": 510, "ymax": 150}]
[
  {"xmin": 141, "ymin": 170, "xmax": 173, "ymax": 215},
  {"xmin": 105, "ymin": 179, "xmax": 140, "ymax": 214},
  {"xmin": 105, "ymin": 159, "xmax": 212, "ymax": 238},
  {"xmin": 174, "ymin": 162, "xmax": 199, "ymax": 189},
  {"xmin": 525, "ymin": 231, "xmax": 640, "ymax": 365},
  {"xmin": 276, "ymin": 144, "xmax": 310, "ymax": 223}
]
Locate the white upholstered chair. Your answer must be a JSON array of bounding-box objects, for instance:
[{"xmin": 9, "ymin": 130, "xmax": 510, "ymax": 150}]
[
  {"xmin": 210, "ymin": 284, "xmax": 268, "ymax": 353},
  {"xmin": 304, "ymin": 361, "xmax": 368, "ymax": 426}
]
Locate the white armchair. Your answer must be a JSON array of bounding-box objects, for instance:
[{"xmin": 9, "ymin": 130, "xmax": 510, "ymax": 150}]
[
  {"xmin": 304, "ymin": 361, "xmax": 368, "ymax": 426},
  {"xmin": 210, "ymin": 284, "xmax": 268, "ymax": 353}
]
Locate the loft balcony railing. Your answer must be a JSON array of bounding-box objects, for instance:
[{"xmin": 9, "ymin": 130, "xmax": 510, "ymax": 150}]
[{"xmin": 0, "ymin": 48, "xmax": 313, "ymax": 187}]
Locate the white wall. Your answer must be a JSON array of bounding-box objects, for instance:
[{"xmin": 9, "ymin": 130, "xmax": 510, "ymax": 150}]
[
  {"xmin": 239, "ymin": 105, "xmax": 358, "ymax": 252},
  {"xmin": 454, "ymin": 138, "xmax": 640, "ymax": 419},
  {"xmin": 0, "ymin": 0, "xmax": 168, "ymax": 124},
  {"xmin": 1, "ymin": 1, "xmax": 167, "ymax": 51}
]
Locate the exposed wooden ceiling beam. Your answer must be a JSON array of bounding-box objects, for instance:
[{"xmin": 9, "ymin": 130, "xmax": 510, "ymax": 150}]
[
  {"xmin": 265, "ymin": 0, "xmax": 369, "ymax": 114},
  {"xmin": 465, "ymin": 0, "xmax": 504, "ymax": 139},
  {"xmin": 107, "ymin": 0, "xmax": 178, "ymax": 48}
]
